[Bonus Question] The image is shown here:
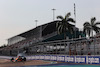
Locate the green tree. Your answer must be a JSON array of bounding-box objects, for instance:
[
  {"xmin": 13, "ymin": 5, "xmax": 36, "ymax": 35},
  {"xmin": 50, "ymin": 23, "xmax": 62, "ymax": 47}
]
[
  {"xmin": 83, "ymin": 17, "xmax": 100, "ymax": 37},
  {"xmin": 83, "ymin": 17, "xmax": 100, "ymax": 55},
  {"xmin": 56, "ymin": 12, "xmax": 75, "ymax": 39}
]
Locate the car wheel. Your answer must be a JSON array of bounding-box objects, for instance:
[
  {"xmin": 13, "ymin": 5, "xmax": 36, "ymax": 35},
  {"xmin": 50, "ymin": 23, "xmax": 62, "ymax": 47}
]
[
  {"xmin": 23, "ymin": 57, "xmax": 26, "ymax": 61},
  {"xmin": 11, "ymin": 58, "xmax": 14, "ymax": 62}
]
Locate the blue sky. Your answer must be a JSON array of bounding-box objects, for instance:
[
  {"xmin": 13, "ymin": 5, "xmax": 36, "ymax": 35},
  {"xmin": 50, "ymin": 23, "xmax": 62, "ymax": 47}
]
[{"xmin": 0, "ymin": 0, "xmax": 100, "ymax": 46}]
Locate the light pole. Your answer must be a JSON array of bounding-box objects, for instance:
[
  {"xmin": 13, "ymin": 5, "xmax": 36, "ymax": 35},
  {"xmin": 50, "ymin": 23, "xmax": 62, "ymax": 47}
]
[
  {"xmin": 52, "ymin": 8, "xmax": 56, "ymax": 21},
  {"xmin": 74, "ymin": 3, "xmax": 76, "ymax": 38},
  {"xmin": 74, "ymin": 3, "xmax": 77, "ymax": 55},
  {"xmin": 35, "ymin": 20, "xmax": 38, "ymax": 27}
]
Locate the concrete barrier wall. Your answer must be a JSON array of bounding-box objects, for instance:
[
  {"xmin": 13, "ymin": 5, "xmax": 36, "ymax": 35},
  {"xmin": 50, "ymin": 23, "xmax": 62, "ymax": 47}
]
[
  {"xmin": 26, "ymin": 55, "xmax": 100, "ymax": 64},
  {"xmin": 0, "ymin": 56, "xmax": 12, "ymax": 59}
]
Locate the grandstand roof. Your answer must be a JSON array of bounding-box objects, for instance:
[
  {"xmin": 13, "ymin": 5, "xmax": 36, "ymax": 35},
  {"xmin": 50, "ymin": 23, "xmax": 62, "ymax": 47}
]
[
  {"xmin": 7, "ymin": 21, "xmax": 57, "ymax": 39},
  {"xmin": 17, "ymin": 27, "xmax": 37, "ymax": 38},
  {"xmin": 7, "ymin": 27, "xmax": 37, "ymax": 40},
  {"xmin": 7, "ymin": 20, "xmax": 75, "ymax": 40}
]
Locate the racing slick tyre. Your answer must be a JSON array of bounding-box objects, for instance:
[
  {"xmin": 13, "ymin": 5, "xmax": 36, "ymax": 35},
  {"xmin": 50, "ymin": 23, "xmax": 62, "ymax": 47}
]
[{"xmin": 23, "ymin": 57, "xmax": 26, "ymax": 61}]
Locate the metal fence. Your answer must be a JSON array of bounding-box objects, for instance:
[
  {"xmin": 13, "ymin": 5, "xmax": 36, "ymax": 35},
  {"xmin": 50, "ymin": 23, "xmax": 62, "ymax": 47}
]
[
  {"xmin": 0, "ymin": 37, "xmax": 100, "ymax": 56},
  {"xmin": 28, "ymin": 37, "xmax": 100, "ymax": 55}
]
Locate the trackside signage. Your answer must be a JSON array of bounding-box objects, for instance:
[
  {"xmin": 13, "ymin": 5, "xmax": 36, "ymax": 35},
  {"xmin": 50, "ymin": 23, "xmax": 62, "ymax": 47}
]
[
  {"xmin": 27, "ymin": 55, "xmax": 100, "ymax": 64},
  {"xmin": 65, "ymin": 56, "xmax": 74, "ymax": 62},
  {"xmin": 45, "ymin": 55, "xmax": 51, "ymax": 60},
  {"xmin": 50, "ymin": 55, "xmax": 57, "ymax": 61},
  {"xmin": 40, "ymin": 55, "xmax": 45, "ymax": 60},
  {"xmin": 87, "ymin": 56, "xmax": 100, "ymax": 64},
  {"xmin": 57, "ymin": 56, "xmax": 65, "ymax": 61},
  {"xmin": 75, "ymin": 56, "xmax": 86, "ymax": 63}
]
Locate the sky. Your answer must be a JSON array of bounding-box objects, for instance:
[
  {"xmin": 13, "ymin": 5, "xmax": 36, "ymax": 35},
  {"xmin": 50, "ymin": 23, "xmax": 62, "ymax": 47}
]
[{"xmin": 0, "ymin": 0, "xmax": 100, "ymax": 46}]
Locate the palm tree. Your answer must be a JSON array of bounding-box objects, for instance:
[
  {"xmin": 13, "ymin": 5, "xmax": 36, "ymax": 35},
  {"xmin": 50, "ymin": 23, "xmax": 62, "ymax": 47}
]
[
  {"xmin": 56, "ymin": 12, "xmax": 75, "ymax": 39},
  {"xmin": 56, "ymin": 12, "xmax": 75, "ymax": 55},
  {"xmin": 83, "ymin": 17, "xmax": 100, "ymax": 55},
  {"xmin": 83, "ymin": 17, "xmax": 100, "ymax": 38}
]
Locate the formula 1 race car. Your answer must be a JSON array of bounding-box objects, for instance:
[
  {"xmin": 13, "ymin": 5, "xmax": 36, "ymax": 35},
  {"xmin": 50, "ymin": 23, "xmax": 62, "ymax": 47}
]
[{"xmin": 11, "ymin": 53, "xmax": 26, "ymax": 62}]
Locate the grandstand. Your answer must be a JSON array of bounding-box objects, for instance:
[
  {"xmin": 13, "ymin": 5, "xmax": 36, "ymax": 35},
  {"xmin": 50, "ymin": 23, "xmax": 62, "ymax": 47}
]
[{"xmin": 0, "ymin": 21, "xmax": 85, "ymax": 56}]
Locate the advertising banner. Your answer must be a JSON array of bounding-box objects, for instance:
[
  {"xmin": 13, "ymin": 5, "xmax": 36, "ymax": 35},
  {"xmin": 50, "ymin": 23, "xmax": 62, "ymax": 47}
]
[
  {"xmin": 65, "ymin": 56, "xmax": 74, "ymax": 63},
  {"xmin": 87, "ymin": 56, "xmax": 100, "ymax": 64},
  {"xmin": 57, "ymin": 55, "xmax": 65, "ymax": 62},
  {"xmin": 50, "ymin": 55, "xmax": 57, "ymax": 61},
  {"xmin": 75, "ymin": 56, "xmax": 86, "ymax": 63},
  {"xmin": 27, "ymin": 55, "xmax": 100, "ymax": 64}
]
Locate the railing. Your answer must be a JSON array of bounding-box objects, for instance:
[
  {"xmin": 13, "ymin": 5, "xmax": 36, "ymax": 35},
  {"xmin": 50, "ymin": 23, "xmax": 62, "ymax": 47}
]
[
  {"xmin": 29, "ymin": 37, "xmax": 100, "ymax": 55},
  {"xmin": 1, "ymin": 37, "xmax": 100, "ymax": 56}
]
